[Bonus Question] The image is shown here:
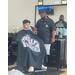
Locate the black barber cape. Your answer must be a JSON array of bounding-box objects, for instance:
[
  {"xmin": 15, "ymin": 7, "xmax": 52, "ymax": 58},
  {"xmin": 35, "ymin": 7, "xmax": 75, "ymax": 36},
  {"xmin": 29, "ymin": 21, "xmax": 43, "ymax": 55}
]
[{"xmin": 15, "ymin": 29, "xmax": 48, "ymax": 70}]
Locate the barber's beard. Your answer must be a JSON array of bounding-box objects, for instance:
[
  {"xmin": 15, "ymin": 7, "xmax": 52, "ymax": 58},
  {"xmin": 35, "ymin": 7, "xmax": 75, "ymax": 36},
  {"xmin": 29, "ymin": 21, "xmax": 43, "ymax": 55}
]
[{"xmin": 41, "ymin": 16, "xmax": 45, "ymax": 21}]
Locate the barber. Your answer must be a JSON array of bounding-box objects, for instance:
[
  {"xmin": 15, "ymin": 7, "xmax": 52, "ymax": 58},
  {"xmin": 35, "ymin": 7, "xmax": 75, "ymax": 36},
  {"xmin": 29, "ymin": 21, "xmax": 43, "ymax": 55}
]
[{"xmin": 35, "ymin": 10, "xmax": 56, "ymax": 55}]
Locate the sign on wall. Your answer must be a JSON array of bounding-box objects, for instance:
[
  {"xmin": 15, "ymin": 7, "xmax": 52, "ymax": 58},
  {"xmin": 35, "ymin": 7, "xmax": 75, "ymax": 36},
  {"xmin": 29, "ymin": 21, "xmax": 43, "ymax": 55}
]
[{"xmin": 38, "ymin": 0, "xmax": 43, "ymax": 5}]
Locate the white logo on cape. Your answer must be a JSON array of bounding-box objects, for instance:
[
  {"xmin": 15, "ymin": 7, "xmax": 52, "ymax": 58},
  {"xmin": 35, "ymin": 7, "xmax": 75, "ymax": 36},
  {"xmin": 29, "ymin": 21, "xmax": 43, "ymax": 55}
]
[{"xmin": 22, "ymin": 34, "xmax": 40, "ymax": 52}]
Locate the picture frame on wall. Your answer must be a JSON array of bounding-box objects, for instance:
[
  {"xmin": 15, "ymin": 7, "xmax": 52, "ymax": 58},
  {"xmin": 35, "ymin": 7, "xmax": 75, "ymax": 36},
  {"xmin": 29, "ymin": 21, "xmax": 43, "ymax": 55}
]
[
  {"xmin": 38, "ymin": 0, "xmax": 43, "ymax": 5},
  {"xmin": 61, "ymin": 0, "xmax": 67, "ymax": 4}
]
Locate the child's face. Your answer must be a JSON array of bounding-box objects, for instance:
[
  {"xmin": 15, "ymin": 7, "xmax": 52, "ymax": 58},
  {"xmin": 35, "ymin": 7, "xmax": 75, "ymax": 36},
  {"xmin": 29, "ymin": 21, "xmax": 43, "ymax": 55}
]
[{"xmin": 23, "ymin": 23, "xmax": 30, "ymax": 29}]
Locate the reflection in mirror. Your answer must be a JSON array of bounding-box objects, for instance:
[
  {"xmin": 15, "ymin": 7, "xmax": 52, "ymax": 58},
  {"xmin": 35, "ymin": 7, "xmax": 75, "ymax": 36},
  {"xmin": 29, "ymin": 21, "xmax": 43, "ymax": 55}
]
[{"xmin": 35, "ymin": 5, "xmax": 67, "ymax": 23}]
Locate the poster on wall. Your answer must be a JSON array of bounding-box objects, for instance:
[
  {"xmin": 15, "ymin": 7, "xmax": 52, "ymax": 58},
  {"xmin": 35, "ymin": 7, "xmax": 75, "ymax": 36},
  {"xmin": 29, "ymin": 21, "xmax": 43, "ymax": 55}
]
[{"xmin": 61, "ymin": 0, "xmax": 67, "ymax": 4}]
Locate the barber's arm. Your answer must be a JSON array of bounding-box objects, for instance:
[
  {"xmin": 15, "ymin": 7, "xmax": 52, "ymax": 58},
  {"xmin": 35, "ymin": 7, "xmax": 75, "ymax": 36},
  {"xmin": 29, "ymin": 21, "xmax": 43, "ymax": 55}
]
[
  {"xmin": 51, "ymin": 20, "xmax": 56, "ymax": 43},
  {"xmin": 51, "ymin": 30, "xmax": 55, "ymax": 43},
  {"xmin": 35, "ymin": 22, "xmax": 39, "ymax": 31}
]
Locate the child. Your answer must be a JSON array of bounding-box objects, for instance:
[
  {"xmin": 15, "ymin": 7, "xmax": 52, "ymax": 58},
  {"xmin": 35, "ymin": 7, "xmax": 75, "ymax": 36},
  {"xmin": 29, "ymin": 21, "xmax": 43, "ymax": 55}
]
[{"xmin": 16, "ymin": 20, "xmax": 48, "ymax": 72}]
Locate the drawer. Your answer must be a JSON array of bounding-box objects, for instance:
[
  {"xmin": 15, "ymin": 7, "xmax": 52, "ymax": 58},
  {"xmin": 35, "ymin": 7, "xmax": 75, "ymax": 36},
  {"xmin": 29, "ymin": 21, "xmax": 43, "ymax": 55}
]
[
  {"xmin": 51, "ymin": 49, "xmax": 60, "ymax": 56},
  {"xmin": 50, "ymin": 49, "xmax": 57, "ymax": 55},
  {"xmin": 50, "ymin": 41, "xmax": 59, "ymax": 49},
  {"xmin": 50, "ymin": 60, "xmax": 58, "ymax": 67},
  {"xmin": 50, "ymin": 55, "xmax": 59, "ymax": 61},
  {"xmin": 51, "ymin": 44, "xmax": 57, "ymax": 49}
]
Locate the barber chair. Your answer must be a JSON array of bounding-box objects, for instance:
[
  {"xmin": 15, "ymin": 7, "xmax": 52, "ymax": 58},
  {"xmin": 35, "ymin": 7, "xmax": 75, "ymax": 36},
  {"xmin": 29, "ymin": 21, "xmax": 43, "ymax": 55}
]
[
  {"xmin": 8, "ymin": 33, "xmax": 17, "ymax": 65},
  {"xmin": 8, "ymin": 36, "xmax": 14, "ymax": 65}
]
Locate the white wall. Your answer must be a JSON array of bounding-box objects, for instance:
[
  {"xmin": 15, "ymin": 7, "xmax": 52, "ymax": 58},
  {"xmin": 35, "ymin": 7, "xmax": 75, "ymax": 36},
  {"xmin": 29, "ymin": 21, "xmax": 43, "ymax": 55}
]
[
  {"xmin": 8, "ymin": 0, "xmax": 67, "ymax": 33},
  {"xmin": 43, "ymin": 0, "xmax": 61, "ymax": 5},
  {"xmin": 8, "ymin": 0, "xmax": 38, "ymax": 33},
  {"xmin": 36, "ymin": 5, "xmax": 67, "ymax": 23}
]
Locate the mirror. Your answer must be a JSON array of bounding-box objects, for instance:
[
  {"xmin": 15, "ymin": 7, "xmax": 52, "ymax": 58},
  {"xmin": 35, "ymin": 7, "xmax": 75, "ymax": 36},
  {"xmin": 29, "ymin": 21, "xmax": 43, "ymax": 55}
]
[{"xmin": 35, "ymin": 5, "xmax": 67, "ymax": 23}]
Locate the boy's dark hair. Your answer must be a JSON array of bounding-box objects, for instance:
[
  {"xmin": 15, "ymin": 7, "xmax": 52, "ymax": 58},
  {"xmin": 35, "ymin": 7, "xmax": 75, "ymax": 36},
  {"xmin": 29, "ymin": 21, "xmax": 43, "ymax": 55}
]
[
  {"xmin": 23, "ymin": 20, "xmax": 31, "ymax": 24},
  {"xmin": 39, "ymin": 9, "xmax": 46, "ymax": 14}
]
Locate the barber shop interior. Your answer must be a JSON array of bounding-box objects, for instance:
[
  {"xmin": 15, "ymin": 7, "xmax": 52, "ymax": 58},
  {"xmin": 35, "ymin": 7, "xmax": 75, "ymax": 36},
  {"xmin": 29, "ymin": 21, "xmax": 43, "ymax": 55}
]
[{"xmin": 8, "ymin": 0, "xmax": 67, "ymax": 75}]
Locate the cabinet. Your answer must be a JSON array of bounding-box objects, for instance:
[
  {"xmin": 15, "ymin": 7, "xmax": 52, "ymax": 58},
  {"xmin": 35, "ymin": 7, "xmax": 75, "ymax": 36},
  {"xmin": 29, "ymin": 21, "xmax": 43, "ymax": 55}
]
[{"xmin": 49, "ymin": 39, "xmax": 65, "ymax": 70}]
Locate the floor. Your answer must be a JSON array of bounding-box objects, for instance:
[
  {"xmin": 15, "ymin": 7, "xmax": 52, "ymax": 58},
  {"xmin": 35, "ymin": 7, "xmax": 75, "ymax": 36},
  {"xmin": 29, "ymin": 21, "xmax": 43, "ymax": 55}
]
[
  {"xmin": 8, "ymin": 50, "xmax": 67, "ymax": 75},
  {"xmin": 8, "ymin": 62, "xmax": 67, "ymax": 75}
]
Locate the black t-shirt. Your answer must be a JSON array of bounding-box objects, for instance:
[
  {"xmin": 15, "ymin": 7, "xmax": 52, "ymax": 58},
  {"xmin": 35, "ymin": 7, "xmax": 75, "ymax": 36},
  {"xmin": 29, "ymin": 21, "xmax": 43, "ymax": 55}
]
[
  {"xmin": 35, "ymin": 17, "xmax": 56, "ymax": 44},
  {"xmin": 55, "ymin": 20, "xmax": 67, "ymax": 28}
]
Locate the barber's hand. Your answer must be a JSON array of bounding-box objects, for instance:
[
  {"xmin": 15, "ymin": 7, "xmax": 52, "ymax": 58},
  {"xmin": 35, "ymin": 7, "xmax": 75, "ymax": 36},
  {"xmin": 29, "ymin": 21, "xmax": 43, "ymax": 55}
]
[
  {"xmin": 51, "ymin": 38, "xmax": 55, "ymax": 43},
  {"xmin": 33, "ymin": 28, "xmax": 37, "ymax": 31}
]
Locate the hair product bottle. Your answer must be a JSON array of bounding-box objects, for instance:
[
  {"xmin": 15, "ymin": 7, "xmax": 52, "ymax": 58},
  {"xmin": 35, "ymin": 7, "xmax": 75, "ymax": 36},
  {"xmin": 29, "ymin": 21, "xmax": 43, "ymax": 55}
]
[
  {"xmin": 16, "ymin": 27, "xmax": 19, "ymax": 33},
  {"xmin": 12, "ymin": 26, "xmax": 15, "ymax": 33}
]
